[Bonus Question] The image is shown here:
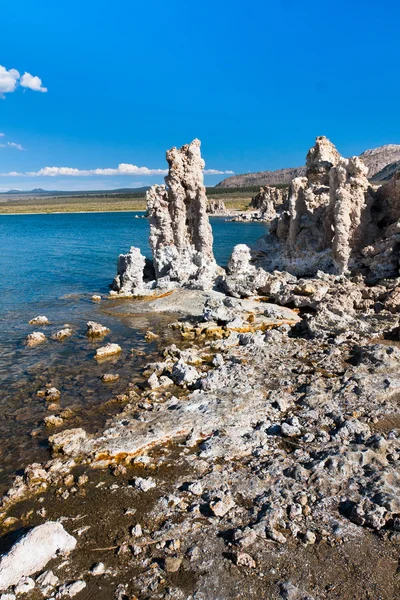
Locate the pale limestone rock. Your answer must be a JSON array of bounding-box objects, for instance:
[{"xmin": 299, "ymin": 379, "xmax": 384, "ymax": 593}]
[
  {"xmin": 86, "ymin": 321, "xmax": 110, "ymax": 337},
  {"xmin": 111, "ymin": 246, "xmax": 148, "ymax": 295},
  {"xmin": 55, "ymin": 580, "xmax": 86, "ymax": 598},
  {"xmin": 28, "ymin": 316, "xmax": 49, "ymax": 326},
  {"xmin": 95, "ymin": 343, "xmax": 121, "ymax": 359},
  {"xmin": 329, "ymin": 156, "xmax": 372, "ymax": 273},
  {"xmin": 224, "ymin": 244, "xmax": 268, "ymax": 298},
  {"xmin": 253, "ymin": 136, "xmax": 377, "ymax": 277},
  {"xmin": 206, "ymin": 198, "xmax": 226, "ymax": 214},
  {"xmin": 29, "ymin": 315, "xmax": 50, "ymax": 325},
  {"xmin": 0, "ymin": 523, "xmax": 76, "ymax": 591},
  {"xmin": 250, "ymin": 185, "xmax": 288, "ymax": 221},
  {"xmin": 51, "ymin": 328, "xmax": 73, "ymax": 341},
  {"xmin": 44, "ymin": 415, "xmax": 64, "ymax": 428},
  {"xmin": 146, "ymin": 139, "xmax": 221, "ymax": 290},
  {"xmin": 25, "ymin": 332, "xmax": 46, "ymax": 347}
]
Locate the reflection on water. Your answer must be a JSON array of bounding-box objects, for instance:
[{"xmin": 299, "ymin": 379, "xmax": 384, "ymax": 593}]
[{"xmin": 0, "ymin": 212, "xmax": 268, "ymax": 491}]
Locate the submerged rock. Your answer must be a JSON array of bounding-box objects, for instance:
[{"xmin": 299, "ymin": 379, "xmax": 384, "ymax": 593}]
[{"xmin": 113, "ymin": 139, "xmax": 222, "ymax": 294}]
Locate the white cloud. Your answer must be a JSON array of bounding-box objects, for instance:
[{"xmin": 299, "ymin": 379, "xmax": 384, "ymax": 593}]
[
  {"xmin": 20, "ymin": 72, "xmax": 48, "ymax": 93},
  {"xmin": 0, "ymin": 133, "xmax": 5, "ymax": 137},
  {"xmin": 0, "ymin": 66, "xmax": 20, "ymax": 96},
  {"xmin": 0, "ymin": 164, "xmax": 235, "ymax": 177},
  {"xmin": 29, "ymin": 164, "xmax": 169, "ymax": 177},
  {"xmin": 0, "ymin": 65, "xmax": 47, "ymax": 97},
  {"xmin": 203, "ymin": 169, "xmax": 235, "ymax": 175}
]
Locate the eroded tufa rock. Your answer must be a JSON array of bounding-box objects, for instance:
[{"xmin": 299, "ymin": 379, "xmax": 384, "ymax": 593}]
[
  {"xmin": 147, "ymin": 139, "xmax": 220, "ymax": 290},
  {"xmin": 113, "ymin": 139, "xmax": 222, "ymax": 294}
]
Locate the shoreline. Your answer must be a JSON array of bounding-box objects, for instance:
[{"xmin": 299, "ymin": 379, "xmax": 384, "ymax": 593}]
[
  {"xmin": 0, "ymin": 209, "xmax": 147, "ymax": 216},
  {"xmin": 2, "ymin": 281, "xmax": 400, "ymax": 599}
]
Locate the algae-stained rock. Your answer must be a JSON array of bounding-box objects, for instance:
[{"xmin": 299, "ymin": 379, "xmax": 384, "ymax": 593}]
[{"xmin": 0, "ymin": 522, "xmax": 76, "ymax": 591}]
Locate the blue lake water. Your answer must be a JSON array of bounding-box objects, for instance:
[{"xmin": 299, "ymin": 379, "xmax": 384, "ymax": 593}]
[{"xmin": 0, "ymin": 211, "xmax": 268, "ymax": 489}]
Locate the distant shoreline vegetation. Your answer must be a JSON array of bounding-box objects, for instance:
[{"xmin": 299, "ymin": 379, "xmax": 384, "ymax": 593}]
[{"xmin": 0, "ymin": 184, "xmax": 289, "ymax": 215}]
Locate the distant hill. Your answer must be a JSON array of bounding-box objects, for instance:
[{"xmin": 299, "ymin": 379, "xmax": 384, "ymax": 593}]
[
  {"xmin": 359, "ymin": 145, "xmax": 400, "ymax": 179},
  {"xmin": 215, "ymin": 167, "xmax": 306, "ymax": 189},
  {"xmin": 216, "ymin": 144, "xmax": 400, "ymax": 189},
  {"xmin": 371, "ymin": 161, "xmax": 400, "ymax": 182}
]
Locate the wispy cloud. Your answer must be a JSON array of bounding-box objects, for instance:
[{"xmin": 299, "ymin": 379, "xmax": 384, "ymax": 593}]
[
  {"xmin": 0, "ymin": 164, "xmax": 234, "ymax": 177},
  {"xmin": 0, "ymin": 134, "xmax": 25, "ymax": 150},
  {"xmin": 204, "ymin": 169, "xmax": 235, "ymax": 175},
  {"xmin": 7, "ymin": 142, "xmax": 24, "ymax": 150},
  {"xmin": 0, "ymin": 65, "xmax": 48, "ymax": 98}
]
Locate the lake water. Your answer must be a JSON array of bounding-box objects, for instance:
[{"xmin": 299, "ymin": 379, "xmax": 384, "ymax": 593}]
[{"xmin": 0, "ymin": 212, "xmax": 268, "ymax": 490}]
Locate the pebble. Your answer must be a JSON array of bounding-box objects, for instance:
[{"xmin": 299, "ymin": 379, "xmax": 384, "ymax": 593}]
[
  {"xmin": 188, "ymin": 482, "xmax": 203, "ymax": 496},
  {"xmin": 56, "ymin": 580, "xmax": 86, "ymax": 598},
  {"xmin": 163, "ymin": 556, "xmax": 183, "ymax": 573},
  {"xmin": 133, "ymin": 477, "xmax": 156, "ymax": 492},
  {"xmin": 101, "ymin": 373, "xmax": 120, "ymax": 383},
  {"xmin": 209, "ymin": 494, "xmax": 235, "ymax": 517},
  {"xmin": 44, "ymin": 415, "xmax": 64, "ymax": 428},
  {"xmin": 90, "ymin": 562, "xmax": 105, "ymax": 575},
  {"xmin": 234, "ymin": 552, "xmax": 256, "ymax": 568},
  {"xmin": 304, "ymin": 530, "xmax": 316, "ymax": 545}
]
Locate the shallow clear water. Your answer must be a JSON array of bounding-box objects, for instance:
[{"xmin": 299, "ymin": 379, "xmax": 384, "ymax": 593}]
[{"xmin": 0, "ymin": 211, "xmax": 268, "ymax": 490}]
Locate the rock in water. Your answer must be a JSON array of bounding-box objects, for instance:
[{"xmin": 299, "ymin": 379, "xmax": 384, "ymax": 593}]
[
  {"xmin": 147, "ymin": 139, "xmax": 220, "ymax": 290},
  {"xmin": 0, "ymin": 522, "xmax": 76, "ymax": 591},
  {"xmin": 112, "ymin": 139, "xmax": 221, "ymax": 293},
  {"xmin": 111, "ymin": 246, "xmax": 148, "ymax": 295},
  {"xmin": 206, "ymin": 198, "xmax": 226, "ymax": 214}
]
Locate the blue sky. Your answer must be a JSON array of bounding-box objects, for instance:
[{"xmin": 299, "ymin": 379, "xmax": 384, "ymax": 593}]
[{"xmin": 0, "ymin": 0, "xmax": 399, "ymax": 191}]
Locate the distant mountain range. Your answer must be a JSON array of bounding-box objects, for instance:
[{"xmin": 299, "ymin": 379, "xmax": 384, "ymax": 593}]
[{"xmin": 216, "ymin": 144, "xmax": 400, "ymax": 188}]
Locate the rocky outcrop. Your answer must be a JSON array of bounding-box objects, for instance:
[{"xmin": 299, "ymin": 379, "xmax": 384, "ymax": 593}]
[
  {"xmin": 147, "ymin": 139, "xmax": 218, "ymax": 289},
  {"xmin": 216, "ymin": 142, "xmax": 400, "ymax": 189},
  {"xmin": 360, "ymin": 144, "xmax": 400, "ymax": 179},
  {"xmin": 250, "ymin": 185, "xmax": 288, "ymax": 221},
  {"xmin": 252, "ymin": 137, "xmax": 384, "ymax": 277},
  {"xmin": 111, "ymin": 246, "xmax": 149, "ymax": 295},
  {"xmin": 216, "ymin": 166, "xmax": 306, "ymax": 188},
  {"xmin": 113, "ymin": 140, "xmax": 221, "ymax": 294},
  {"xmin": 206, "ymin": 198, "xmax": 226, "ymax": 214}
]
